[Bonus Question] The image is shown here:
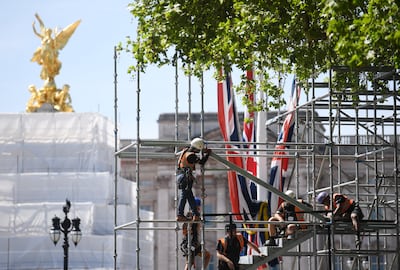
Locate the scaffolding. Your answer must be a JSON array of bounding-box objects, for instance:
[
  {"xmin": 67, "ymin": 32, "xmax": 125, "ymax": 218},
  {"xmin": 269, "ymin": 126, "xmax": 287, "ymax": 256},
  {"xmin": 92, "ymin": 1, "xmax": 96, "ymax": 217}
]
[{"xmin": 113, "ymin": 53, "xmax": 400, "ymax": 270}]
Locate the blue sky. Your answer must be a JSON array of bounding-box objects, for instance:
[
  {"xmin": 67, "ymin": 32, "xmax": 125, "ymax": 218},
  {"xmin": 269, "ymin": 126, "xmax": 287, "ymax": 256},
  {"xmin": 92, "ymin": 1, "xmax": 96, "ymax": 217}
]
[{"xmin": 0, "ymin": 0, "xmax": 254, "ymax": 139}]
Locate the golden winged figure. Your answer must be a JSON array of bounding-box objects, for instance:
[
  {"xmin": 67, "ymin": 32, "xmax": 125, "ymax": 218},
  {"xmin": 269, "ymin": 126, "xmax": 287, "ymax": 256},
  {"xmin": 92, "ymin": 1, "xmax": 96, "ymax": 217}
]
[
  {"xmin": 31, "ymin": 13, "xmax": 81, "ymax": 82},
  {"xmin": 27, "ymin": 13, "xmax": 80, "ymax": 113}
]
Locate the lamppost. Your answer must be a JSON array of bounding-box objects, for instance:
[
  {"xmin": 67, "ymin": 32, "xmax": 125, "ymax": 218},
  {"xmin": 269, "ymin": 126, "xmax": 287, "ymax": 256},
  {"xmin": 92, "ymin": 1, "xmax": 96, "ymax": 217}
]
[{"xmin": 49, "ymin": 199, "xmax": 82, "ymax": 270}]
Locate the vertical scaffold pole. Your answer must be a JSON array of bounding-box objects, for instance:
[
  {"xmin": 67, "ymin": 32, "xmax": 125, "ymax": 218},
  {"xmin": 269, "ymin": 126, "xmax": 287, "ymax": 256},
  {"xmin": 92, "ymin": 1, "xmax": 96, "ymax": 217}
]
[
  {"xmin": 187, "ymin": 65, "xmax": 193, "ymax": 269},
  {"xmin": 200, "ymin": 72, "xmax": 206, "ymax": 270},
  {"xmin": 328, "ymin": 68, "xmax": 334, "ymax": 270},
  {"xmin": 174, "ymin": 52, "xmax": 180, "ymax": 270},
  {"xmin": 392, "ymin": 70, "xmax": 399, "ymax": 267},
  {"xmin": 113, "ymin": 46, "xmax": 118, "ymax": 270},
  {"xmin": 135, "ymin": 48, "xmax": 142, "ymax": 270}
]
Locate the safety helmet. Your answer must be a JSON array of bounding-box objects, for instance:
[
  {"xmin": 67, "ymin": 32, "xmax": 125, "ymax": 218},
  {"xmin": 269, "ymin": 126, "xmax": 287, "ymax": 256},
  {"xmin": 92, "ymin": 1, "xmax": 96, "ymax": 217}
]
[
  {"xmin": 285, "ymin": 190, "xmax": 295, "ymax": 199},
  {"xmin": 195, "ymin": 197, "xmax": 201, "ymax": 207},
  {"xmin": 190, "ymin": 138, "xmax": 205, "ymax": 150},
  {"xmin": 316, "ymin": 191, "xmax": 329, "ymax": 204}
]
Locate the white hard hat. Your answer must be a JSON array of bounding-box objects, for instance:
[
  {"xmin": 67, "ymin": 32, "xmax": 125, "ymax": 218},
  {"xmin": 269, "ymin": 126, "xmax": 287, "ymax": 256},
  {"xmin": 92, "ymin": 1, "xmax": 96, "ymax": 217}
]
[
  {"xmin": 285, "ymin": 190, "xmax": 295, "ymax": 199},
  {"xmin": 190, "ymin": 138, "xmax": 205, "ymax": 150}
]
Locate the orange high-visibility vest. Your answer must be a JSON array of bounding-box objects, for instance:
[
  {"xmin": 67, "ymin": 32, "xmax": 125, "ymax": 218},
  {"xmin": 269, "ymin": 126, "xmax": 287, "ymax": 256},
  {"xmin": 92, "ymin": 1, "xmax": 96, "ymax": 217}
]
[
  {"xmin": 178, "ymin": 149, "xmax": 196, "ymax": 171},
  {"xmin": 324, "ymin": 193, "xmax": 354, "ymax": 215}
]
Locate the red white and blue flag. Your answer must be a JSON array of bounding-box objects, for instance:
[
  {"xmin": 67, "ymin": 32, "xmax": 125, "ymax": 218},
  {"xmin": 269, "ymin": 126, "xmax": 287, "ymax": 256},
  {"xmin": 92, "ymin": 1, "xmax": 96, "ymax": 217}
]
[
  {"xmin": 217, "ymin": 69, "xmax": 260, "ymax": 221},
  {"xmin": 267, "ymin": 77, "xmax": 301, "ymax": 215}
]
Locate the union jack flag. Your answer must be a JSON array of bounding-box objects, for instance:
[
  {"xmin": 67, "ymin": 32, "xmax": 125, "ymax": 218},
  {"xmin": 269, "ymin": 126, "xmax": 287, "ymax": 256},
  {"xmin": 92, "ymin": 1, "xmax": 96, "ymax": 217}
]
[{"xmin": 217, "ymin": 69, "xmax": 260, "ymax": 221}]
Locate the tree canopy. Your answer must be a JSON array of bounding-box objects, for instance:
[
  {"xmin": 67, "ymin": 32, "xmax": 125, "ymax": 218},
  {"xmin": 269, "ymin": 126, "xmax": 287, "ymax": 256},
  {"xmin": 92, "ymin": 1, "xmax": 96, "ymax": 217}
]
[{"xmin": 124, "ymin": 0, "xmax": 400, "ymax": 108}]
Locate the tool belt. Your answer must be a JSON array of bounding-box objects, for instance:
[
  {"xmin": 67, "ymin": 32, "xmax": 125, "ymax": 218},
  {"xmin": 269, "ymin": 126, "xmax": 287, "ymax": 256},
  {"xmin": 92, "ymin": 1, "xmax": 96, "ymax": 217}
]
[
  {"xmin": 176, "ymin": 167, "xmax": 192, "ymax": 175},
  {"xmin": 176, "ymin": 168, "xmax": 194, "ymax": 190}
]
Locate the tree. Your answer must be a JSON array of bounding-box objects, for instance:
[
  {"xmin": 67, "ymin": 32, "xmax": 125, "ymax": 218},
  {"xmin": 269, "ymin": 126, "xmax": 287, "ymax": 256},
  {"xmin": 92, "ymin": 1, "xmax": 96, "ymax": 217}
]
[
  {"xmin": 123, "ymin": 0, "xmax": 400, "ymax": 109},
  {"xmin": 324, "ymin": 0, "xmax": 400, "ymax": 67}
]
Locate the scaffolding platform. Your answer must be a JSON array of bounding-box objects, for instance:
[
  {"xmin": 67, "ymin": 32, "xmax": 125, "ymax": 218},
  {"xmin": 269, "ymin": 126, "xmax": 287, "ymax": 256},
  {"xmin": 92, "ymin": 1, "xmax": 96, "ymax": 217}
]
[
  {"xmin": 317, "ymin": 220, "xmax": 397, "ymax": 234},
  {"xmin": 238, "ymin": 221, "xmax": 398, "ymax": 269},
  {"xmin": 239, "ymin": 231, "xmax": 314, "ymax": 270}
]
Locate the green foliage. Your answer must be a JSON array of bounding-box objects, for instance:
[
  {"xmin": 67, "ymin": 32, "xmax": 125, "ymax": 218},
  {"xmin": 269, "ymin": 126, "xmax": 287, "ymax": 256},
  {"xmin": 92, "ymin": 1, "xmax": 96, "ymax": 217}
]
[
  {"xmin": 324, "ymin": 0, "xmax": 400, "ymax": 67},
  {"xmin": 124, "ymin": 0, "xmax": 399, "ymax": 110}
]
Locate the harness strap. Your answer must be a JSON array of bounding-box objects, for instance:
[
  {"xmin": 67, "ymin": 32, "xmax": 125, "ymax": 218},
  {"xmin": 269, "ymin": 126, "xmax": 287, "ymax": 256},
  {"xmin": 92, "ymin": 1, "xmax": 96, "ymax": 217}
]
[{"xmin": 177, "ymin": 148, "xmax": 189, "ymax": 169}]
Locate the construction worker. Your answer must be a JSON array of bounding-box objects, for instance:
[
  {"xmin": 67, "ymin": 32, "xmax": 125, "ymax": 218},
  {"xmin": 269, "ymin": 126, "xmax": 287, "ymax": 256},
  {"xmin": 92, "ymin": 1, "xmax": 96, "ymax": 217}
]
[
  {"xmin": 180, "ymin": 197, "xmax": 211, "ymax": 269},
  {"xmin": 216, "ymin": 223, "xmax": 264, "ymax": 270},
  {"xmin": 176, "ymin": 138, "xmax": 211, "ymax": 221},
  {"xmin": 265, "ymin": 190, "xmax": 311, "ymax": 246},
  {"xmin": 316, "ymin": 191, "xmax": 364, "ymax": 248}
]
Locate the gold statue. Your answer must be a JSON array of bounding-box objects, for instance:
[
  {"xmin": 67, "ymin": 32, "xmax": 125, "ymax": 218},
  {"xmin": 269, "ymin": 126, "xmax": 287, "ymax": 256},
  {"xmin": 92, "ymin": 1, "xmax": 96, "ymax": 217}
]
[
  {"xmin": 54, "ymin": 84, "xmax": 74, "ymax": 112},
  {"xmin": 26, "ymin": 85, "xmax": 40, "ymax": 112},
  {"xmin": 27, "ymin": 13, "xmax": 80, "ymax": 112}
]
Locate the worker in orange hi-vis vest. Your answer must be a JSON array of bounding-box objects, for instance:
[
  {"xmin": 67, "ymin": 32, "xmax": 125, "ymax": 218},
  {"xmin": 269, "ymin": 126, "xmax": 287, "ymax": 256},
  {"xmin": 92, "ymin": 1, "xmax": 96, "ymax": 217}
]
[
  {"xmin": 265, "ymin": 190, "xmax": 312, "ymax": 247},
  {"xmin": 316, "ymin": 191, "xmax": 364, "ymax": 249},
  {"xmin": 216, "ymin": 223, "xmax": 265, "ymax": 270}
]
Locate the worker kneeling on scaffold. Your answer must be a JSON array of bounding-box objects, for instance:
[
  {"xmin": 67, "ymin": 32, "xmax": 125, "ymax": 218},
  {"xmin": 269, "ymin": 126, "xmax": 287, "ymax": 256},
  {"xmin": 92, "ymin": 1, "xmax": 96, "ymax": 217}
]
[
  {"xmin": 176, "ymin": 138, "xmax": 211, "ymax": 222},
  {"xmin": 316, "ymin": 191, "xmax": 364, "ymax": 249},
  {"xmin": 265, "ymin": 190, "xmax": 311, "ymax": 246}
]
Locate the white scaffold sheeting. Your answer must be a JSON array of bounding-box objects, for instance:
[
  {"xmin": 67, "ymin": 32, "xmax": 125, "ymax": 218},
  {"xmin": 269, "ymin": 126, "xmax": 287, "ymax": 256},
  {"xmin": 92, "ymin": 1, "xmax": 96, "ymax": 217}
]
[
  {"xmin": 0, "ymin": 113, "xmax": 115, "ymax": 173},
  {"xmin": 0, "ymin": 202, "xmax": 154, "ymax": 269},
  {"xmin": 0, "ymin": 172, "xmax": 132, "ymax": 204},
  {"xmin": 0, "ymin": 199, "xmax": 150, "ymax": 236},
  {"xmin": 0, "ymin": 112, "xmax": 155, "ymax": 269},
  {"xmin": 0, "ymin": 233, "xmax": 154, "ymax": 269}
]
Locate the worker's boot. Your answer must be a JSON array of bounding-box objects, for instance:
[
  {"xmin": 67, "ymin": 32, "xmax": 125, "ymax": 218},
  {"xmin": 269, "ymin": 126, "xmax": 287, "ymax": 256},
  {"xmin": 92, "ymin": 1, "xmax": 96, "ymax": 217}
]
[{"xmin": 176, "ymin": 215, "xmax": 188, "ymax": 222}]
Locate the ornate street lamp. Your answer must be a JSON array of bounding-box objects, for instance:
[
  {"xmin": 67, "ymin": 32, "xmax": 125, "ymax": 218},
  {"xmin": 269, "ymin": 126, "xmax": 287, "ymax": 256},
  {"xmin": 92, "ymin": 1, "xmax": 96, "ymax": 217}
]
[{"xmin": 49, "ymin": 199, "xmax": 82, "ymax": 270}]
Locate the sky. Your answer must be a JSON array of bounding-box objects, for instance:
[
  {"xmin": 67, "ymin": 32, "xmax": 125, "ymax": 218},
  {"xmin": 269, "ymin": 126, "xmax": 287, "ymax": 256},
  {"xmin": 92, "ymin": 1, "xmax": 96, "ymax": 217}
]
[{"xmin": 0, "ymin": 0, "xmax": 255, "ymax": 139}]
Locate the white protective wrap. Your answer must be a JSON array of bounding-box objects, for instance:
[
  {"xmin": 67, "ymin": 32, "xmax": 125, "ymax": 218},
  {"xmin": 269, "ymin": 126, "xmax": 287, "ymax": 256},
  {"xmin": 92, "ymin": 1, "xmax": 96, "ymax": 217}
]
[{"xmin": 0, "ymin": 113, "xmax": 154, "ymax": 269}]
